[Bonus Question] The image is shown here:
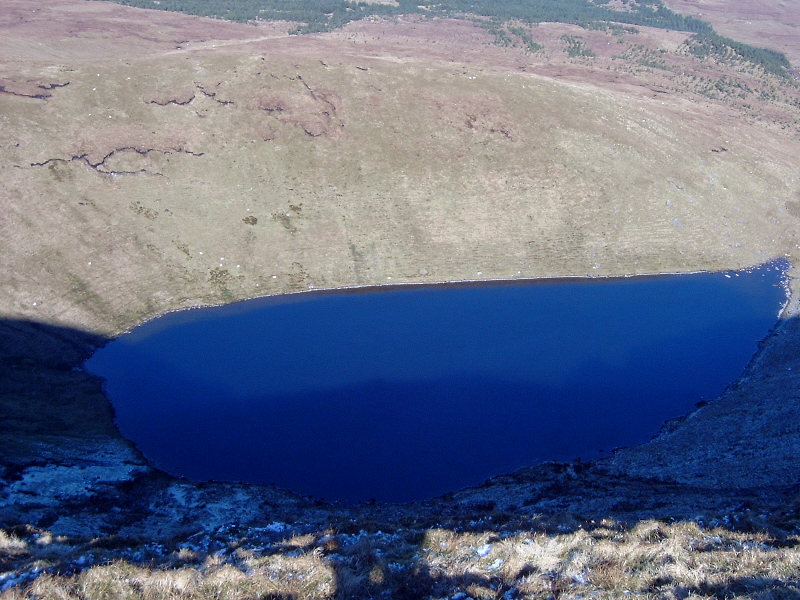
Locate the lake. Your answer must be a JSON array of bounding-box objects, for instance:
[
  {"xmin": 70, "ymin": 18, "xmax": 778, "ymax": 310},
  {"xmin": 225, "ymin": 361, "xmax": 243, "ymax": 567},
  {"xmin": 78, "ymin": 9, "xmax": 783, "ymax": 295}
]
[{"xmin": 86, "ymin": 262, "xmax": 788, "ymax": 503}]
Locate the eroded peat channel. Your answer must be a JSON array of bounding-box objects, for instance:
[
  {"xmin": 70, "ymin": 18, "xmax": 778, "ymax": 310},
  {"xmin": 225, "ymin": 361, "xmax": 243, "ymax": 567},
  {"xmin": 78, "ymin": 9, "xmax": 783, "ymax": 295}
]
[{"xmin": 86, "ymin": 263, "xmax": 788, "ymax": 503}]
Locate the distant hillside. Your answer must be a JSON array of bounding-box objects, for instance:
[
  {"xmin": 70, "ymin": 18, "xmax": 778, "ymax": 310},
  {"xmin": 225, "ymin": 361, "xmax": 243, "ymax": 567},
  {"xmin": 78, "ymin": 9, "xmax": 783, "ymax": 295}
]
[
  {"xmin": 97, "ymin": 0, "xmax": 792, "ymax": 77},
  {"xmin": 103, "ymin": 0, "xmax": 708, "ymax": 32}
]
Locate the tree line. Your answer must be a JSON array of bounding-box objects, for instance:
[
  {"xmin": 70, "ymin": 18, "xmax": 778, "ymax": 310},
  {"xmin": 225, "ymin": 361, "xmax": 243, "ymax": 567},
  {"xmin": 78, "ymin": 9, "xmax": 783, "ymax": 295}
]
[
  {"xmin": 102, "ymin": 0, "xmax": 791, "ymax": 74},
  {"xmin": 107, "ymin": 0, "xmax": 712, "ymax": 33},
  {"xmin": 687, "ymin": 31, "xmax": 791, "ymax": 79}
]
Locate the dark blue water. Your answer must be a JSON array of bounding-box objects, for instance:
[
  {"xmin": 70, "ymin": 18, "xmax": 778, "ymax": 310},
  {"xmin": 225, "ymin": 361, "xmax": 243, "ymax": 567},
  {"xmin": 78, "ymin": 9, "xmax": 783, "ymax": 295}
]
[{"xmin": 86, "ymin": 262, "xmax": 788, "ymax": 503}]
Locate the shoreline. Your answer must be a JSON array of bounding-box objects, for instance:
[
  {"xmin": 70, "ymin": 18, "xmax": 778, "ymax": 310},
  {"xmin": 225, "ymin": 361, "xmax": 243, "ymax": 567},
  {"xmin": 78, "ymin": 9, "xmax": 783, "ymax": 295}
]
[
  {"xmin": 69, "ymin": 256, "xmax": 795, "ymax": 507},
  {"xmin": 91, "ymin": 257, "xmax": 795, "ymax": 342}
]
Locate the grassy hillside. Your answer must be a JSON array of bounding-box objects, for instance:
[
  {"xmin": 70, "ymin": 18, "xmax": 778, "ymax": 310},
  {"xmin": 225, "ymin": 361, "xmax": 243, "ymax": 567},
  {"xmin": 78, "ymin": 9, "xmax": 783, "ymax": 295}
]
[{"xmin": 3, "ymin": 18, "xmax": 800, "ymax": 336}]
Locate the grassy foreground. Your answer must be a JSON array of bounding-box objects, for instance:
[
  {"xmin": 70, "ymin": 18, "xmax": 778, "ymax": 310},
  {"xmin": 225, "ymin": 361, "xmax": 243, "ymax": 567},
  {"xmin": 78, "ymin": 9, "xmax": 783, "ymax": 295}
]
[{"xmin": 2, "ymin": 518, "xmax": 800, "ymax": 599}]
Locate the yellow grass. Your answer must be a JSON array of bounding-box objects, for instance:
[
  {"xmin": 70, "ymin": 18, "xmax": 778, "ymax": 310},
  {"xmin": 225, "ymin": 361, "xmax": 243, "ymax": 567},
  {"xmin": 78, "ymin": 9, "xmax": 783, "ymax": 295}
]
[{"xmin": 5, "ymin": 521, "xmax": 797, "ymax": 599}]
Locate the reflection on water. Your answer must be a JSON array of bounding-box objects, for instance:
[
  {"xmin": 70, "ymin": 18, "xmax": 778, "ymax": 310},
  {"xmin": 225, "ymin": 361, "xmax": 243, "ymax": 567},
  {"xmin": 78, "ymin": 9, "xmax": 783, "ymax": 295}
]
[{"xmin": 86, "ymin": 262, "xmax": 788, "ymax": 503}]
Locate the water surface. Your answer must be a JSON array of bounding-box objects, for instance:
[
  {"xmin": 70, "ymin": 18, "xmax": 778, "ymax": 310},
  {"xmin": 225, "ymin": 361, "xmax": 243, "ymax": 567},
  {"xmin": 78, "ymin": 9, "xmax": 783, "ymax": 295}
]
[{"xmin": 86, "ymin": 263, "xmax": 788, "ymax": 503}]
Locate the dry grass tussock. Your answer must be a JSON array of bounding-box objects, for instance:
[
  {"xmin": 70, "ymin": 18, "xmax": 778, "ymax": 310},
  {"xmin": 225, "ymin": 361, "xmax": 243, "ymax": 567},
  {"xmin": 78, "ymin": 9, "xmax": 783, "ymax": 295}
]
[
  {"xmin": 2, "ymin": 520, "xmax": 799, "ymax": 599},
  {"xmin": 2, "ymin": 555, "xmax": 335, "ymax": 600},
  {"xmin": 0, "ymin": 533, "xmax": 27, "ymax": 557}
]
